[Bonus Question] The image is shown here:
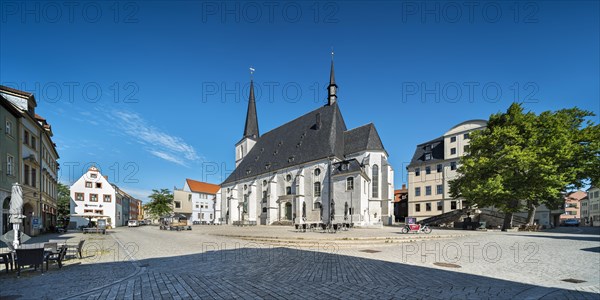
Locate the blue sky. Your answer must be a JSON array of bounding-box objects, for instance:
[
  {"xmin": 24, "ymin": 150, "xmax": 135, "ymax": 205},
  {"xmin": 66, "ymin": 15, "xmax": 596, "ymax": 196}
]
[{"xmin": 1, "ymin": 1, "xmax": 598, "ymax": 202}]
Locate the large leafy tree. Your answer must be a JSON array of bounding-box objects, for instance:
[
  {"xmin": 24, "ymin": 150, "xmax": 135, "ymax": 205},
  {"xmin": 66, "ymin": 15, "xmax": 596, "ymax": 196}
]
[
  {"xmin": 450, "ymin": 103, "xmax": 599, "ymax": 230},
  {"xmin": 144, "ymin": 189, "xmax": 173, "ymax": 219},
  {"xmin": 57, "ymin": 183, "xmax": 71, "ymax": 227}
]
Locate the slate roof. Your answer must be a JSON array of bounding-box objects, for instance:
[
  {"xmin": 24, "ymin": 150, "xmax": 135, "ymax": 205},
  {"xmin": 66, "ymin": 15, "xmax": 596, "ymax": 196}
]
[
  {"xmin": 344, "ymin": 123, "xmax": 386, "ymax": 156},
  {"xmin": 242, "ymin": 80, "xmax": 259, "ymax": 140},
  {"xmin": 407, "ymin": 137, "xmax": 445, "ymax": 168},
  {"xmin": 331, "ymin": 159, "xmax": 370, "ymax": 180},
  {"xmin": 222, "ymin": 102, "xmax": 387, "ymax": 185}
]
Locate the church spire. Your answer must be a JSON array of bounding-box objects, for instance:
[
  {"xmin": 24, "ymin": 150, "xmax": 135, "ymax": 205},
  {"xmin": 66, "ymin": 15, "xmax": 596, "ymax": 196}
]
[
  {"xmin": 243, "ymin": 69, "xmax": 259, "ymax": 139},
  {"xmin": 327, "ymin": 50, "xmax": 337, "ymax": 105}
]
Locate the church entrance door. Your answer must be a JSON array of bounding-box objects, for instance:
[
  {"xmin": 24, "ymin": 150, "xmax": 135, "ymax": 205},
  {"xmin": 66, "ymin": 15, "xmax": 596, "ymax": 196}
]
[{"xmin": 285, "ymin": 202, "xmax": 292, "ymax": 220}]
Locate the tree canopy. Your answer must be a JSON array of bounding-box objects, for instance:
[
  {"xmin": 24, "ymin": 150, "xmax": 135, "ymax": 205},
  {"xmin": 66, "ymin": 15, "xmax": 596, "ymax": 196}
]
[
  {"xmin": 144, "ymin": 188, "xmax": 174, "ymax": 219},
  {"xmin": 449, "ymin": 103, "xmax": 599, "ymax": 229}
]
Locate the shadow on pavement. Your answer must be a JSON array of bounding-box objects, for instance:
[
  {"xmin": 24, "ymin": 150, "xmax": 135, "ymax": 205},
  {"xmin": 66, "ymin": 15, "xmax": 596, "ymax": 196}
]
[{"xmin": 1, "ymin": 242, "xmax": 598, "ymax": 299}]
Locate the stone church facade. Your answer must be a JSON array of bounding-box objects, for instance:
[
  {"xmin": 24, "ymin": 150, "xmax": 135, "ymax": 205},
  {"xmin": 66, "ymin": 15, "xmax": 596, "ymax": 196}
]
[{"xmin": 220, "ymin": 60, "xmax": 394, "ymax": 227}]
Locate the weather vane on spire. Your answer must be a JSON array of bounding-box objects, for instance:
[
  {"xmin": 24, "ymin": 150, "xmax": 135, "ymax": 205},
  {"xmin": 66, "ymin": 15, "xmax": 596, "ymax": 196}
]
[
  {"xmin": 331, "ymin": 47, "xmax": 334, "ymax": 60},
  {"xmin": 249, "ymin": 66, "xmax": 255, "ymax": 80}
]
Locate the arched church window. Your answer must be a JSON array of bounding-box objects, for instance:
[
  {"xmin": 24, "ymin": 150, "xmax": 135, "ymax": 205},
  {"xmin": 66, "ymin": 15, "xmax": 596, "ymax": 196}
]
[
  {"xmin": 314, "ymin": 182, "xmax": 321, "ymax": 197},
  {"xmin": 372, "ymin": 164, "xmax": 379, "ymax": 198},
  {"xmin": 314, "ymin": 168, "xmax": 321, "ymax": 176}
]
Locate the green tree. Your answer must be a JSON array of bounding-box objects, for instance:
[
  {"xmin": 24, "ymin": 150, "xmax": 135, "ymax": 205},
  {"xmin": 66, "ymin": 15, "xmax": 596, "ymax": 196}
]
[
  {"xmin": 57, "ymin": 183, "xmax": 71, "ymax": 227},
  {"xmin": 450, "ymin": 103, "xmax": 599, "ymax": 230},
  {"xmin": 144, "ymin": 189, "xmax": 173, "ymax": 219}
]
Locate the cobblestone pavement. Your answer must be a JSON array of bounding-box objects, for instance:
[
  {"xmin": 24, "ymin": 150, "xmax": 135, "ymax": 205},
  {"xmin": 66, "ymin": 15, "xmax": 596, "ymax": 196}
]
[{"xmin": 1, "ymin": 226, "xmax": 598, "ymax": 299}]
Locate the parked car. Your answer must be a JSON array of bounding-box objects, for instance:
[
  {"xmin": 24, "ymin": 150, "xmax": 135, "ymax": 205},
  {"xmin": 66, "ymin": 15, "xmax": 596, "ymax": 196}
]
[
  {"xmin": 563, "ymin": 219, "xmax": 580, "ymax": 227},
  {"xmin": 128, "ymin": 220, "xmax": 140, "ymax": 227}
]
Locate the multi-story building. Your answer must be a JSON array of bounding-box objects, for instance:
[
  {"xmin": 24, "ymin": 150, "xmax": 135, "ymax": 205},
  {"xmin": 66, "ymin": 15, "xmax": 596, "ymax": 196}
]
[
  {"xmin": 1, "ymin": 86, "xmax": 60, "ymax": 236},
  {"xmin": 136, "ymin": 200, "xmax": 144, "ymax": 220},
  {"xmin": 70, "ymin": 166, "xmax": 140, "ymax": 228},
  {"xmin": 587, "ymin": 187, "xmax": 600, "ymax": 226},
  {"xmin": 174, "ymin": 179, "xmax": 220, "ymax": 224},
  {"xmin": 560, "ymin": 190, "xmax": 586, "ymax": 224},
  {"xmin": 393, "ymin": 184, "xmax": 408, "ymax": 222},
  {"xmin": 407, "ymin": 120, "xmax": 487, "ymax": 221},
  {"xmin": 1, "ymin": 95, "xmax": 21, "ymax": 235},
  {"xmin": 220, "ymin": 60, "xmax": 394, "ymax": 226},
  {"xmin": 580, "ymin": 196, "xmax": 590, "ymax": 226},
  {"xmin": 71, "ymin": 167, "xmax": 118, "ymax": 228}
]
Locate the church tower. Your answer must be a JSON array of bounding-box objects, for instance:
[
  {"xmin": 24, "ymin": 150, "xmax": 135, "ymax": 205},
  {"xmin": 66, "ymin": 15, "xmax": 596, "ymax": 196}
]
[
  {"xmin": 327, "ymin": 53, "xmax": 337, "ymax": 106},
  {"xmin": 236, "ymin": 79, "xmax": 259, "ymax": 167}
]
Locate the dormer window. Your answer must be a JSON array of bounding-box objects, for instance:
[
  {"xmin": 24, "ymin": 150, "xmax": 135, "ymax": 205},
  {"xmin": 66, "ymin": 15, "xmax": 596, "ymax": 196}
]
[
  {"xmin": 288, "ymin": 156, "xmax": 295, "ymax": 163},
  {"xmin": 424, "ymin": 145, "xmax": 431, "ymax": 152},
  {"xmin": 341, "ymin": 163, "xmax": 348, "ymax": 171},
  {"xmin": 246, "ymin": 169, "xmax": 251, "ymax": 175},
  {"xmin": 424, "ymin": 153, "xmax": 432, "ymax": 161}
]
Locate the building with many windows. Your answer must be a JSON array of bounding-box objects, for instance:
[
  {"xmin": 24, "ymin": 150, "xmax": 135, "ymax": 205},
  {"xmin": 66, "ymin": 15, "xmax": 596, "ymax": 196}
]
[
  {"xmin": 1, "ymin": 86, "xmax": 60, "ymax": 236},
  {"xmin": 173, "ymin": 179, "xmax": 220, "ymax": 224},
  {"xmin": 70, "ymin": 166, "xmax": 141, "ymax": 228},
  {"xmin": 587, "ymin": 187, "xmax": 600, "ymax": 226},
  {"xmin": 407, "ymin": 120, "xmax": 487, "ymax": 221},
  {"xmin": 559, "ymin": 190, "xmax": 586, "ymax": 224},
  {"xmin": 220, "ymin": 60, "xmax": 394, "ymax": 226},
  {"xmin": 1, "ymin": 96, "xmax": 21, "ymax": 236}
]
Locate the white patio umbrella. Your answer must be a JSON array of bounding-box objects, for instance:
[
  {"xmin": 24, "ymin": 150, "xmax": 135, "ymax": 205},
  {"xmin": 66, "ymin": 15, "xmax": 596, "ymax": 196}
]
[
  {"xmin": 9, "ymin": 183, "xmax": 25, "ymax": 249},
  {"xmin": 71, "ymin": 212, "xmax": 111, "ymax": 227}
]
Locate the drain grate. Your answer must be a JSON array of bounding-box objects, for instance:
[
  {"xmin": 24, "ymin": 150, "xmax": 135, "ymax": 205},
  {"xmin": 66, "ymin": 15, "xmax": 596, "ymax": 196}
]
[
  {"xmin": 561, "ymin": 278, "xmax": 586, "ymax": 283},
  {"xmin": 359, "ymin": 249, "xmax": 381, "ymax": 253},
  {"xmin": 433, "ymin": 262, "xmax": 461, "ymax": 268}
]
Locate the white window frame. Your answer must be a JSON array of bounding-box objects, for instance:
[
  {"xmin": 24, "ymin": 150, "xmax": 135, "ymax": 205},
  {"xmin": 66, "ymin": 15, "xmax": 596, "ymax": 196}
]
[{"xmin": 6, "ymin": 154, "xmax": 14, "ymax": 176}]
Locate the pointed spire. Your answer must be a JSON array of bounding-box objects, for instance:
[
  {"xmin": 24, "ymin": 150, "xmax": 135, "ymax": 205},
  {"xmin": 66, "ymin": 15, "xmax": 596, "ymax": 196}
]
[
  {"xmin": 327, "ymin": 49, "xmax": 338, "ymax": 105},
  {"xmin": 243, "ymin": 77, "xmax": 259, "ymax": 139}
]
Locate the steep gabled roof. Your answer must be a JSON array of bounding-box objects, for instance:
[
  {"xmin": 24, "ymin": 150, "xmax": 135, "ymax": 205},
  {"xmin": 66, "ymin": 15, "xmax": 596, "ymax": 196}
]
[
  {"xmin": 344, "ymin": 123, "xmax": 386, "ymax": 155},
  {"xmin": 223, "ymin": 102, "xmax": 347, "ymax": 185},
  {"xmin": 186, "ymin": 178, "xmax": 220, "ymax": 194}
]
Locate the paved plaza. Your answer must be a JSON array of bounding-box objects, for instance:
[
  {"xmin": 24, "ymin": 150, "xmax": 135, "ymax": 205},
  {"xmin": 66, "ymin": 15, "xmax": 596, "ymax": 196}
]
[{"xmin": 1, "ymin": 225, "xmax": 599, "ymax": 299}]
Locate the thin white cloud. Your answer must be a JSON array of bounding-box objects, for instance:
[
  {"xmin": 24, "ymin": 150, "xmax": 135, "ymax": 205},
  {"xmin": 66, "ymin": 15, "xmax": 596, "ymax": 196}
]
[
  {"xmin": 149, "ymin": 150, "xmax": 187, "ymax": 167},
  {"xmin": 112, "ymin": 110, "xmax": 200, "ymax": 166}
]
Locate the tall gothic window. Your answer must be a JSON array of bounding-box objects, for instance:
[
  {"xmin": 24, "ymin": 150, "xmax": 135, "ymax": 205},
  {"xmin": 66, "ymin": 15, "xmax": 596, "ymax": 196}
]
[
  {"xmin": 314, "ymin": 182, "xmax": 321, "ymax": 197},
  {"xmin": 372, "ymin": 165, "xmax": 379, "ymax": 198}
]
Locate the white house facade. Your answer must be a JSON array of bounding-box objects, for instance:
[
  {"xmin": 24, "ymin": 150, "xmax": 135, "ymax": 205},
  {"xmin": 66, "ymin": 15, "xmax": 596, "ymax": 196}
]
[
  {"xmin": 70, "ymin": 166, "xmax": 119, "ymax": 228},
  {"xmin": 220, "ymin": 60, "xmax": 394, "ymax": 227},
  {"xmin": 183, "ymin": 179, "xmax": 220, "ymax": 224}
]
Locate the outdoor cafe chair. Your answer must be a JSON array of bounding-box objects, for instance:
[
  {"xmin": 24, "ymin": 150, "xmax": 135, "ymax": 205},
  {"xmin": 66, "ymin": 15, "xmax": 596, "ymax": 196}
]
[
  {"xmin": 0, "ymin": 252, "xmax": 12, "ymax": 273},
  {"xmin": 15, "ymin": 248, "xmax": 45, "ymax": 276},
  {"xmin": 45, "ymin": 245, "xmax": 68, "ymax": 270},
  {"xmin": 44, "ymin": 242, "xmax": 58, "ymax": 253},
  {"xmin": 66, "ymin": 240, "xmax": 85, "ymax": 259}
]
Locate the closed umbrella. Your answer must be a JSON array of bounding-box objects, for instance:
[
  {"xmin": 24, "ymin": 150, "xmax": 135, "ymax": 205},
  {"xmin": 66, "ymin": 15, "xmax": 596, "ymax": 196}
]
[{"xmin": 9, "ymin": 184, "xmax": 25, "ymax": 248}]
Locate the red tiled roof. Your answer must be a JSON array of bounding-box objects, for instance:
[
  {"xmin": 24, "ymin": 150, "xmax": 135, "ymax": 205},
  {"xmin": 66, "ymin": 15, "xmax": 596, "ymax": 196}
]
[{"xmin": 186, "ymin": 179, "xmax": 220, "ymax": 194}]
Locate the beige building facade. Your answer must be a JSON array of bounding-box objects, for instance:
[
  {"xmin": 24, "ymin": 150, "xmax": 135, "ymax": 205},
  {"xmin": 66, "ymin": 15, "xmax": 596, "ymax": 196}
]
[{"xmin": 407, "ymin": 120, "xmax": 487, "ymax": 221}]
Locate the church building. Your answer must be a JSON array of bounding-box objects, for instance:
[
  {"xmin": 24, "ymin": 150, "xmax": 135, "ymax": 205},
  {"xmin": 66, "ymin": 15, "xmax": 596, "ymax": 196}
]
[{"xmin": 220, "ymin": 59, "xmax": 394, "ymax": 227}]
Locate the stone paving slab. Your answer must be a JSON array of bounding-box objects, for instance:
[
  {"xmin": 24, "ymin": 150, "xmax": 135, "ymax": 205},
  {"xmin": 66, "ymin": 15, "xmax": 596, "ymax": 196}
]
[{"xmin": 1, "ymin": 226, "xmax": 598, "ymax": 299}]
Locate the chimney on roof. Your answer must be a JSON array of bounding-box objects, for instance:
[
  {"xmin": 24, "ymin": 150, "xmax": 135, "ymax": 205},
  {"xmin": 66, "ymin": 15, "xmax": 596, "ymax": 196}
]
[
  {"xmin": 402, "ymin": 184, "xmax": 406, "ymax": 190},
  {"xmin": 104, "ymin": 175, "xmax": 108, "ymax": 181}
]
